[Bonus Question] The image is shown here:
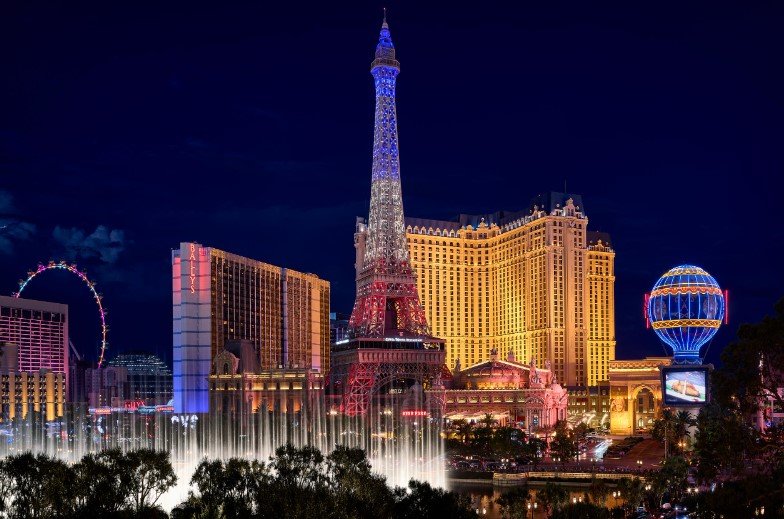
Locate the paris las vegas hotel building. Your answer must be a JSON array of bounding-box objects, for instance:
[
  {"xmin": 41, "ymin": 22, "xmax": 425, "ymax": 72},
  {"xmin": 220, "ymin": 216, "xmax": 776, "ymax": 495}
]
[{"xmin": 357, "ymin": 192, "xmax": 615, "ymax": 388}]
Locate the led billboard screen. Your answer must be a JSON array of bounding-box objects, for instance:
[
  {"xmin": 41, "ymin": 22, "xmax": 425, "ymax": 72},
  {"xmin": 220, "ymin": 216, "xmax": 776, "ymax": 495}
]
[{"xmin": 662, "ymin": 367, "xmax": 709, "ymax": 406}]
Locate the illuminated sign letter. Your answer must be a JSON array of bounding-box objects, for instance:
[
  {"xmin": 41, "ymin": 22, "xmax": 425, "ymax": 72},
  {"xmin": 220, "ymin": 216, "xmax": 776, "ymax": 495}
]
[{"xmin": 189, "ymin": 244, "xmax": 197, "ymax": 294}]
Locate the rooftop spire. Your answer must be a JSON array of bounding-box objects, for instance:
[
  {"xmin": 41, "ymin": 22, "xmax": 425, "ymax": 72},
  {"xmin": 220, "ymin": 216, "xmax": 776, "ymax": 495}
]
[{"xmin": 372, "ymin": 9, "xmax": 398, "ymax": 71}]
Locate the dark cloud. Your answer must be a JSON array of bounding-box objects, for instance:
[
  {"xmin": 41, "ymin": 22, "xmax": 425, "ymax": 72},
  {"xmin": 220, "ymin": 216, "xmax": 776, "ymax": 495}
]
[
  {"xmin": 0, "ymin": 191, "xmax": 37, "ymax": 254},
  {"xmin": 52, "ymin": 225, "xmax": 127, "ymax": 264},
  {"xmin": 0, "ymin": 221, "xmax": 36, "ymax": 255},
  {"xmin": 0, "ymin": 191, "xmax": 14, "ymax": 214}
]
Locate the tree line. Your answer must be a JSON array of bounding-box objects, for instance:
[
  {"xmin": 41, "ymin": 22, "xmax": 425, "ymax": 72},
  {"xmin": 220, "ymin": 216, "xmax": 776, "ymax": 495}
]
[
  {"xmin": 643, "ymin": 298, "xmax": 784, "ymax": 517},
  {"xmin": 447, "ymin": 414, "xmax": 587, "ymax": 463},
  {"xmin": 0, "ymin": 449, "xmax": 174, "ymax": 519},
  {"xmin": 0, "ymin": 445, "xmax": 477, "ymax": 519}
]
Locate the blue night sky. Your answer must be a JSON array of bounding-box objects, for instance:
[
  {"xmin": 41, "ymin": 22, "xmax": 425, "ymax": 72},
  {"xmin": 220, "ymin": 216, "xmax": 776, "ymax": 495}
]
[{"xmin": 1, "ymin": 1, "xmax": 781, "ymax": 366}]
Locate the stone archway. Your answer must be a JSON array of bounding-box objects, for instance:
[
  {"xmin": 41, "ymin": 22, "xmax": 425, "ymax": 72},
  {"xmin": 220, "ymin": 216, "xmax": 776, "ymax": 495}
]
[
  {"xmin": 630, "ymin": 385, "xmax": 658, "ymax": 434},
  {"xmin": 608, "ymin": 358, "xmax": 671, "ymax": 436}
]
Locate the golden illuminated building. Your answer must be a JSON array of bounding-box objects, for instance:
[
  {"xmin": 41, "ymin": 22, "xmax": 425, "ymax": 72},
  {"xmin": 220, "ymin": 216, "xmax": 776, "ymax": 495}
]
[
  {"xmin": 608, "ymin": 357, "xmax": 670, "ymax": 435},
  {"xmin": 567, "ymin": 382, "xmax": 611, "ymax": 429},
  {"xmin": 210, "ymin": 340, "xmax": 324, "ymax": 415},
  {"xmin": 0, "ymin": 368, "xmax": 65, "ymax": 422},
  {"xmin": 207, "ymin": 250, "xmax": 330, "ymax": 373},
  {"xmin": 1, "ymin": 371, "xmax": 65, "ymax": 422},
  {"xmin": 172, "ymin": 242, "xmax": 330, "ymax": 413},
  {"xmin": 403, "ymin": 193, "xmax": 615, "ymax": 387}
]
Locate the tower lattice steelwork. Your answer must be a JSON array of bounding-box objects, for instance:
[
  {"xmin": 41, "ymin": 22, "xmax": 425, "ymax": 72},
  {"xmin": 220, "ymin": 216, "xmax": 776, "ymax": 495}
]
[
  {"xmin": 349, "ymin": 13, "xmax": 429, "ymax": 338},
  {"xmin": 332, "ymin": 14, "xmax": 446, "ymax": 416}
]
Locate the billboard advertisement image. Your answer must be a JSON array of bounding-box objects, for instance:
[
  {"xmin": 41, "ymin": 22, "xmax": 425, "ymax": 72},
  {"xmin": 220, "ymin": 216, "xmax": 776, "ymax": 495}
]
[{"xmin": 662, "ymin": 368, "xmax": 708, "ymax": 405}]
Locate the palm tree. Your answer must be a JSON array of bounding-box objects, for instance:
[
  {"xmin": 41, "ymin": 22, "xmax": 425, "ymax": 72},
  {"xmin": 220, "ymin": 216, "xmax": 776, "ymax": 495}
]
[
  {"xmin": 674, "ymin": 410, "xmax": 694, "ymax": 448},
  {"xmin": 652, "ymin": 408, "xmax": 674, "ymax": 443},
  {"xmin": 480, "ymin": 413, "xmax": 497, "ymax": 430},
  {"xmin": 653, "ymin": 408, "xmax": 694, "ymax": 455},
  {"xmin": 452, "ymin": 419, "xmax": 474, "ymax": 444}
]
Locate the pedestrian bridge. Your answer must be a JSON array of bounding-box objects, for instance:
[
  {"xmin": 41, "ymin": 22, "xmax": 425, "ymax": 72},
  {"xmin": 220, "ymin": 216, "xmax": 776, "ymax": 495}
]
[{"xmin": 493, "ymin": 471, "xmax": 645, "ymax": 486}]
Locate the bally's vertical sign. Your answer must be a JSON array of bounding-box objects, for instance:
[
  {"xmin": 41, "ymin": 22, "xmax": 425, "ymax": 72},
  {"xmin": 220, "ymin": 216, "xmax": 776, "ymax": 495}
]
[{"xmin": 189, "ymin": 243, "xmax": 197, "ymax": 293}]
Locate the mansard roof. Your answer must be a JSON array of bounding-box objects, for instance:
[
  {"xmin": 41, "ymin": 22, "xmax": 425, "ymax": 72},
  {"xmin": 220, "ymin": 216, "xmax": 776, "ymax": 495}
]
[{"xmin": 404, "ymin": 192, "xmax": 589, "ymax": 233}]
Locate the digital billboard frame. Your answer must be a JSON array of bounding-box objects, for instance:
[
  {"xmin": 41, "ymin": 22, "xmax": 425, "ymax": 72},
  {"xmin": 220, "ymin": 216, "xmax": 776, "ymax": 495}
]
[{"xmin": 660, "ymin": 364, "xmax": 713, "ymax": 407}]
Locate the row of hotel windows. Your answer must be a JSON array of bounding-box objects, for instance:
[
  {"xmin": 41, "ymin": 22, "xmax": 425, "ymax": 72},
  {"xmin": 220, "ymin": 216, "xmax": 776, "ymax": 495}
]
[{"xmin": 0, "ymin": 309, "xmax": 65, "ymax": 321}]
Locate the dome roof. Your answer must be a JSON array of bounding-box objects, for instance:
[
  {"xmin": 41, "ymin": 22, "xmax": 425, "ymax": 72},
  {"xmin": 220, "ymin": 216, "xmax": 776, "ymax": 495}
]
[
  {"xmin": 652, "ymin": 264, "xmax": 722, "ymax": 293},
  {"xmin": 473, "ymin": 361, "xmax": 522, "ymax": 378}
]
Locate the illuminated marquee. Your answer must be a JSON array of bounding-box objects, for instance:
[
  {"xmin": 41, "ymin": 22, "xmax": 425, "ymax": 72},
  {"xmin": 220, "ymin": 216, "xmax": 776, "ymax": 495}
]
[{"xmin": 401, "ymin": 410, "xmax": 429, "ymax": 417}]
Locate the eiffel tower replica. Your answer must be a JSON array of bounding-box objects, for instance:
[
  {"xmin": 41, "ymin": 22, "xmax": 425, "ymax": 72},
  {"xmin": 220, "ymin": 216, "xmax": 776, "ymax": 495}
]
[{"xmin": 331, "ymin": 13, "xmax": 446, "ymax": 416}]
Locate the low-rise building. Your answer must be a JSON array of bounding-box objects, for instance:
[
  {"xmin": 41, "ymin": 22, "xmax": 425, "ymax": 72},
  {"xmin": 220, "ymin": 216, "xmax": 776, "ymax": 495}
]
[
  {"xmin": 209, "ymin": 340, "xmax": 324, "ymax": 416},
  {"xmin": 567, "ymin": 382, "xmax": 611, "ymax": 429},
  {"xmin": 440, "ymin": 349, "xmax": 568, "ymax": 432}
]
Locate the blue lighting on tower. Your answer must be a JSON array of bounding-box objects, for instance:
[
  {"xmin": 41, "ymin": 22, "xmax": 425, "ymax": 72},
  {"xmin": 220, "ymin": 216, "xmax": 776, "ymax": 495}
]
[
  {"xmin": 646, "ymin": 264, "xmax": 726, "ymax": 363},
  {"xmin": 370, "ymin": 11, "xmax": 401, "ymax": 183},
  {"xmin": 363, "ymin": 11, "xmax": 409, "ymax": 266}
]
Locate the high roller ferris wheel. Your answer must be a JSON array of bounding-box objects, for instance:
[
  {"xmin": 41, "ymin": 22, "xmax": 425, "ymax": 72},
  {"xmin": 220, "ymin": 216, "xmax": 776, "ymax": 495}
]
[{"xmin": 13, "ymin": 260, "xmax": 108, "ymax": 367}]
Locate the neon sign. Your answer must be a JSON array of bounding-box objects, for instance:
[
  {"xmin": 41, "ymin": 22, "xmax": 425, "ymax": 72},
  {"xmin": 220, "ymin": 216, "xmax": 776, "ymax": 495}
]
[
  {"xmin": 189, "ymin": 244, "xmax": 196, "ymax": 294},
  {"xmin": 401, "ymin": 410, "xmax": 429, "ymax": 417},
  {"xmin": 171, "ymin": 414, "xmax": 199, "ymax": 430}
]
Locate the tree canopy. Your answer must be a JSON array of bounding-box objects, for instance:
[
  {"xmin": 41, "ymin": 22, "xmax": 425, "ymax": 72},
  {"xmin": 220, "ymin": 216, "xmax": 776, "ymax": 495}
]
[{"xmin": 549, "ymin": 420, "xmax": 578, "ymax": 463}]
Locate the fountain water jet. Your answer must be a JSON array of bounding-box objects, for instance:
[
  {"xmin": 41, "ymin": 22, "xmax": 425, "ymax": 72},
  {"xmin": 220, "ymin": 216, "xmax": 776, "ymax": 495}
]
[{"xmin": 0, "ymin": 385, "xmax": 445, "ymax": 511}]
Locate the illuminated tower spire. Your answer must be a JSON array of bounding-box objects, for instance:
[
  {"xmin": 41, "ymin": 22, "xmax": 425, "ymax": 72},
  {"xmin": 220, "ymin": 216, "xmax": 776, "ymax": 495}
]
[
  {"xmin": 333, "ymin": 15, "xmax": 445, "ymax": 418},
  {"xmin": 349, "ymin": 13, "xmax": 430, "ymax": 338},
  {"xmin": 364, "ymin": 12, "xmax": 405, "ymax": 266}
]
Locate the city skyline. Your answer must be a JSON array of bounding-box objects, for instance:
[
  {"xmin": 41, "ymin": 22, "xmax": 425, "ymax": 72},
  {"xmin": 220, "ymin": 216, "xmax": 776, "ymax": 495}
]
[
  {"xmin": 1, "ymin": 6, "xmax": 783, "ymax": 517},
  {"xmin": 1, "ymin": 3, "xmax": 781, "ymax": 366}
]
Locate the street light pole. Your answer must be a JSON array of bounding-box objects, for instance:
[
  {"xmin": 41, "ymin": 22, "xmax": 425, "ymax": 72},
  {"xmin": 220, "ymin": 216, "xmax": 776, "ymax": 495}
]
[{"xmin": 665, "ymin": 419, "xmax": 669, "ymax": 458}]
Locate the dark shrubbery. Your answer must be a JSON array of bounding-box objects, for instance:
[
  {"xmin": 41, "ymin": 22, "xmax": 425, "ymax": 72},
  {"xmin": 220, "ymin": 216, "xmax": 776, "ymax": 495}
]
[
  {"xmin": 0, "ymin": 445, "xmax": 476, "ymax": 519},
  {"xmin": 173, "ymin": 444, "xmax": 475, "ymax": 519},
  {"xmin": 0, "ymin": 449, "xmax": 174, "ymax": 519}
]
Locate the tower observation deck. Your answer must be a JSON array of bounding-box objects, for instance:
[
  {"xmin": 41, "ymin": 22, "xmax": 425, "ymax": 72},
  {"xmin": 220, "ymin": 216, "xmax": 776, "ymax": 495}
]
[{"xmin": 331, "ymin": 14, "xmax": 446, "ymax": 416}]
